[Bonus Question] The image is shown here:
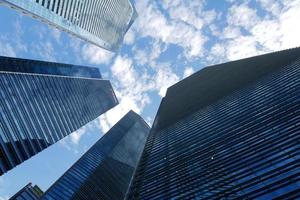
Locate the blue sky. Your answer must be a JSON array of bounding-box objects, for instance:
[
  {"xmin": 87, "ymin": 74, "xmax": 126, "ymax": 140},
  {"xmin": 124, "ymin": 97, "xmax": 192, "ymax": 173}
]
[{"xmin": 1, "ymin": 0, "xmax": 300, "ymax": 199}]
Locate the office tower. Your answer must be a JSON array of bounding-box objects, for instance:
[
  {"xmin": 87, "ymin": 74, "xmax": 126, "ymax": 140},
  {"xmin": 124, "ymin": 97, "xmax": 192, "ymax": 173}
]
[
  {"xmin": 127, "ymin": 48, "xmax": 300, "ymax": 199},
  {"xmin": 0, "ymin": 56, "xmax": 118, "ymax": 175},
  {"xmin": 0, "ymin": 0, "xmax": 137, "ymax": 51},
  {"xmin": 41, "ymin": 111, "xmax": 150, "ymax": 200},
  {"xmin": 9, "ymin": 183, "xmax": 43, "ymax": 200}
]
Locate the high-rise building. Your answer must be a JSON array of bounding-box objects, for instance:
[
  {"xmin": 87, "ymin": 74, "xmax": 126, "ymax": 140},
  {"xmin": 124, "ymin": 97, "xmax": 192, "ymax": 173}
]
[
  {"xmin": 127, "ymin": 48, "xmax": 300, "ymax": 199},
  {"xmin": 0, "ymin": 0, "xmax": 137, "ymax": 51},
  {"xmin": 9, "ymin": 183, "xmax": 43, "ymax": 200},
  {"xmin": 41, "ymin": 111, "xmax": 150, "ymax": 200},
  {"xmin": 0, "ymin": 56, "xmax": 118, "ymax": 175}
]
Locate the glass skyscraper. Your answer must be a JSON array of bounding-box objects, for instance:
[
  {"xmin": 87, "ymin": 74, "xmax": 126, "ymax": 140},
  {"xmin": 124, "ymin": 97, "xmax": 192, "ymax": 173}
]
[
  {"xmin": 0, "ymin": 0, "xmax": 137, "ymax": 51},
  {"xmin": 127, "ymin": 48, "xmax": 300, "ymax": 199},
  {"xmin": 0, "ymin": 56, "xmax": 118, "ymax": 176},
  {"xmin": 9, "ymin": 183, "xmax": 43, "ymax": 200},
  {"xmin": 41, "ymin": 111, "xmax": 150, "ymax": 200}
]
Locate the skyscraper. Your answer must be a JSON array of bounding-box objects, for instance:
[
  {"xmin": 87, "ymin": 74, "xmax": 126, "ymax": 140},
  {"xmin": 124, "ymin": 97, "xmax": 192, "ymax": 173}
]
[
  {"xmin": 9, "ymin": 183, "xmax": 43, "ymax": 200},
  {"xmin": 0, "ymin": 0, "xmax": 137, "ymax": 51},
  {"xmin": 41, "ymin": 111, "xmax": 150, "ymax": 200},
  {"xmin": 127, "ymin": 48, "xmax": 300, "ymax": 199},
  {"xmin": 0, "ymin": 56, "xmax": 118, "ymax": 175}
]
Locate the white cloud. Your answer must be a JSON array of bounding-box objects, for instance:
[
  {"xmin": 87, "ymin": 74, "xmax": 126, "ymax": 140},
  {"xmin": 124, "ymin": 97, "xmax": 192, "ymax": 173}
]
[
  {"xmin": 135, "ymin": 1, "xmax": 172, "ymax": 42},
  {"xmin": 250, "ymin": 20, "xmax": 282, "ymax": 50},
  {"xmin": 99, "ymin": 94, "xmax": 141, "ymax": 132},
  {"xmin": 251, "ymin": 1, "xmax": 300, "ymax": 51},
  {"xmin": 133, "ymin": 48, "xmax": 148, "ymax": 66},
  {"xmin": 81, "ymin": 44, "xmax": 114, "ymax": 65},
  {"xmin": 209, "ymin": 24, "xmax": 222, "ymax": 37},
  {"xmin": 227, "ymin": 3, "xmax": 260, "ymax": 29},
  {"xmin": 70, "ymin": 127, "xmax": 87, "ymax": 145},
  {"xmin": 210, "ymin": 0, "xmax": 300, "ymax": 62},
  {"xmin": 202, "ymin": 10, "xmax": 218, "ymax": 25},
  {"xmin": 153, "ymin": 63, "xmax": 180, "ymax": 97},
  {"xmin": 163, "ymin": 0, "xmax": 205, "ymax": 30},
  {"xmin": 247, "ymin": 1, "xmax": 300, "ymax": 52},
  {"xmin": 0, "ymin": 41, "xmax": 16, "ymax": 57},
  {"xmin": 277, "ymin": 1, "xmax": 300, "ymax": 48},
  {"xmin": 134, "ymin": 0, "xmax": 208, "ymax": 59},
  {"xmin": 222, "ymin": 26, "xmax": 242, "ymax": 39},
  {"xmin": 59, "ymin": 128, "xmax": 86, "ymax": 151},
  {"xmin": 111, "ymin": 56, "xmax": 137, "ymax": 88},
  {"xmin": 183, "ymin": 67, "xmax": 195, "ymax": 78},
  {"xmin": 257, "ymin": 0, "xmax": 283, "ymax": 16},
  {"xmin": 211, "ymin": 43, "xmax": 226, "ymax": 57},
  {"xmin": 134, "ymin": 40, "xmax": 168, "ymax": 68},
  {"xmin": 99, "ymin": 55, "xmax": 152, "ymax": 132},
  {"xmin": 226, "ymin": 36, "xmax": 263, "ymax": 60},
  {"xmin": 208, "ymin": 43, "xmax": 226, "ymax": 64}
]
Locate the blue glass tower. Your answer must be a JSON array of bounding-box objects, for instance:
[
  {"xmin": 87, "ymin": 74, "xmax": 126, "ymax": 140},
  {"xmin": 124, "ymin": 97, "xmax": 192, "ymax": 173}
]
[
  {"xmin": 42, "ymin": 111, "xmax": 150, "ymax": 200},
  {"xmin": 0, "ymin": 56, "xmax": 118, "ymax": 175},
  {"xmin": 128, "ymin": 48, "xmax": 300, "ymax": 199}
]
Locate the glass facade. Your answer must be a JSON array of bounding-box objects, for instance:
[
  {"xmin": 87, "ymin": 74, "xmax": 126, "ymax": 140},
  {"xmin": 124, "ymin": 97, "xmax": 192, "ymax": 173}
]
[
  {"xmin": 42, "ymin": 111, "xmax": 150, "ymax": 200},
  {"xmin": 0, "ymin": 56, "xmax": 118, "ymax": 175},
  {"xmin": 9, "ymin": 183, "xmax": 43, "ymax": 200},
  {"xmin": 0, "ymin": 0, "xmax": 137, "ymax": 51},
  {"xmin": 128, "ymin": 48, "xmax": 300, "ymax": 199}
]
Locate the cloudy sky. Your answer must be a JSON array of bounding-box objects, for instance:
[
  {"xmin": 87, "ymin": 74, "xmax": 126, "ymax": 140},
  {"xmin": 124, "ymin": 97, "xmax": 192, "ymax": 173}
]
[{"xmin": 1, "ymin": 0, "xmax": 300, "ymax": 199}]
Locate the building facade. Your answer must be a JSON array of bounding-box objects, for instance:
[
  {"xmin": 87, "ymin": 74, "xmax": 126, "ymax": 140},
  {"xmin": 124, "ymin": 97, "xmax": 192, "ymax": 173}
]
[
  {"xmin": 42, "ymin": 111, "xmax": 150, "ymax": 200},
  {"xmin": 0, "ymin": 0, "xmax": 137, "ymax": 51},
  {"xmin": 9, "ymin": 183, "xmax": 43, "ymax": 200},
  {"xmin": 0, "ymin": 56, "xmax": 118, "ymax": 175},
  {"xmin": 127, "ymin": 48, "xmax": 300, "ymax": 199}
]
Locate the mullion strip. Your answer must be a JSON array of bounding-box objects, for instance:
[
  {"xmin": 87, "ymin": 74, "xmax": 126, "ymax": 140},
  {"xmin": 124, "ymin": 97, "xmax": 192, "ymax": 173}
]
[{"xmin": 80, "ymin": 0, "xmax": 91, "ymax": 30}]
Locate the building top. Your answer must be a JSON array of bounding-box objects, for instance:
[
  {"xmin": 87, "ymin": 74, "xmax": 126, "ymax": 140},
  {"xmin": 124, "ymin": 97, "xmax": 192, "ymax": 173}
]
[
  {"xmin": 0, "ymin": 56, "xmax": 118, "ymax": 176},
  {"xmin": 9, "ymin": 183, "xmax": 43, "ymax": 200},
  {"xmin": 41, "ymin": 110, "xmax": 150, "ymax": 200},
  {"xmin": 153, "ymin": 47, "xmax": 300, "ymax": 131},
  {"xmin": 0, "ymin": 56, "xmax": 101, "ymax": 79},
  {"xmin": 0, "ymin": 0, "xmax": 138, "ymax": 51}
]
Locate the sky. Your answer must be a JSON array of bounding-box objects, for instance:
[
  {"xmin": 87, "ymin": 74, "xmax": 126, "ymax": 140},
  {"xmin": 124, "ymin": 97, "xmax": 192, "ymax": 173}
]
[{"xmin": 0, "ymin": 0, "xmax": 300, "ymax": 199}]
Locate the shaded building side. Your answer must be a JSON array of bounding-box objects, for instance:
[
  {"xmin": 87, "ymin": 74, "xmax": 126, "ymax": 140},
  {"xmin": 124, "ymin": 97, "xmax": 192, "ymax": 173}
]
[
  {"xmin": 128, "ymin": 48, "xmax": 300, "ymax": 199},
  {"xmin": 42, "ymin": 111, "xmax": 150, "ymax": 200}
]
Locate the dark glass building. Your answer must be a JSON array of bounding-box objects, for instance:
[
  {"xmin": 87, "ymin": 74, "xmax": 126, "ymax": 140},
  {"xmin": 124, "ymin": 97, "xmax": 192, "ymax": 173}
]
[
  {"xmin": 9, "ymin": 183, "xmax": 43, "ymax": 200},
  {"xmin": 127, "ymin": 48, "xmax": 300, "ymax": 199},
  {"xmin": 0, "ymin": 56, "xmax": 118, "ymax": 175},
  {"xmin": 41, "ymin": 110, "xmax": 150, "ymax": 200}
]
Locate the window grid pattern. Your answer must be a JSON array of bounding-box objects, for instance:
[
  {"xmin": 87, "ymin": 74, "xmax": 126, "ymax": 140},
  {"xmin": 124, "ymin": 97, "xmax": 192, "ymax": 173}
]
[
  {"xmin": 128, "ymin": 59, "xmax": 300, "ymax": 199},
  {"xmin": 42, "ymin": 111, "xmax": 150, "ymax": 200},
  {"xmin": 1, "ymin": 0, "xmax": 137, "ymax": 51},
  {"xmin": 0, "ymin": 62, "xmax": 117, "ymax": 175}
]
